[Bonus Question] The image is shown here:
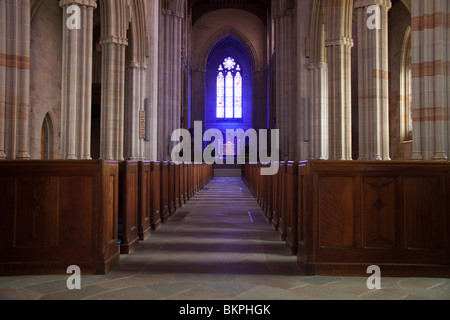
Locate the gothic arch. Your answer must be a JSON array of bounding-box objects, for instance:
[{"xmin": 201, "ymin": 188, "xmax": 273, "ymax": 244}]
[
  {"xmin": 401, "ymin": 0, "xmax": 411, "ymax": 13},
  {"xmin": 203, "ymin": 37, "xmax": 254, "ymax": 133},
  {"xmin": 99, "ymin": 0, "xmax": 130, "ymax": 42},
  {"xmin": 29, "ymin": 0, "xmax": 62, "ymax": 160},
  {"xmin": 197, "ymin": 26, "xmax": 260, "ymax": 72},
  {"xmin": 400, "ymin": 26, "xmax": 412, "ymax": 142},
  {"xmin": 308, "ymin": 0, "xmax": 326, "ymax": 64},
  {"xmin": 30, "ymin": 0, "xmax": 46, "ymax": 24},
  {"xmin": 128, "ymin": 0, "xmax": 149, "ymax": 65},
  {"xmin": 41, "ymin": 113, "xmax": 55, "ymax": 160}
]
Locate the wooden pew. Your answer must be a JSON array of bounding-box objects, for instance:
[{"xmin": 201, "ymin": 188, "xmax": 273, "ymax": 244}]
[
  {"xmin": 150, "ymin": 161, "xmax": 161, "ymax": 230},
  {"xmin": 266, "ymin": 164, "xmax": 273, "ymax": 223},
  {"xmin": 298, "ymin": 160, "xmax": 450, "ymax": 278},
  {"xmin": 285, "ymin": 161, "xmax": 298, "ymax": 255},
  {"xmin": 175, "ymin": 162, "xmax": 181, "ymax": 208},
  {"xmin": 179, "ymin": 162, "xmax": 185, "ymax": 205},
  {"xmin": 277, "ymin": 161, "xmax": 287, "ymax": 240},
  {"xmin": 183, "ymin": 162, "xmax": 189, "ymax": 202},
  {"xmin": 270, "ymin": 163, "xmax": 280, "ymax": 231},
  {"xmin": 261, "ymin": 163, "xmax": 270, "ymax": 216},
  {"xmin": 187, "ymin": 163, "xmax": 193, "ymax": 199},
  {"xmin": 168, "ymin": 161, "xmax": 176, "ymax": 215},
  {"xmin": 160, "ymin": 161, "xmax": 170, "ymax": 223},
  {"xmin": 119, "ymin": 161, "xmax": 140, "ymax": 254},
  {"xmin": 0, "ymin": 160, "xmax": 120, "ymax": 275},
  {"xmin": 138, "ymin": 161, "xmax": 152, "ymax": 241},
  {"xmin": 298, "ymin": 160, "xmax": 308, "ymax": 267}
]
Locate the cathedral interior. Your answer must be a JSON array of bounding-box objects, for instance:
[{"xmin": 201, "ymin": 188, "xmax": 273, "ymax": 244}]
[{"xmin": 0, "ymin": 0, "xmax": 449, "ymax": 301}]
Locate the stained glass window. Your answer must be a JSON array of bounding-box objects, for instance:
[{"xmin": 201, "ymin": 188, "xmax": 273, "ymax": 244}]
[
  {"xmin": 216, "ymin": 57, "xmax": 242, "ymax": 119},
  {"xmin": 234, "ymin": 71, "xmax": 242, "ymax": 118},
  {"xmin": 216, "ymin": 71, "xmax": 225, "ymax": 118}
]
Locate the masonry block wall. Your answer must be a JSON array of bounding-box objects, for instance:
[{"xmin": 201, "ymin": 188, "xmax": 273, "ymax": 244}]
[{"xmin": 29, "ymin": 0, "xmax": 62, "ymax": 160}]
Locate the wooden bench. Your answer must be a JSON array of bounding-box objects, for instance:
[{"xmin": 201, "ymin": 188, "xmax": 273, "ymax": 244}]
[
  {"xmin": 0, "ymin": 160, "xmax": 120, "ymax": 275},
  {"xmin": 138, "ymin": 161, "xmax": 152, "ymax": 241},
  {"xmin": 298, "ymin": 160, "xmax": 450, "ymax": 278},
  {"xmin": 160, "ymin": 161, "xmax": 170, "ymax": 223},
  {"xmin": 168, "ymin": 162, "xmax": 176, "ymax": 216},
  {"xmin": 285, "ymin": 161, "xmax": 298, "ymax": 255},
  {"xmin": 150, "ymin": 161, "xmax": 161, "ymax": 230},
  {"xmin": 119, "ymin": 161, "xmax": 140, "ymax": 254},
  {"xmin": 175, "ymin": 162, "xmax": 181, "ymax": 208},
  {"xmin": 278, "ymin": 161, "xmax": 287, "ymax": 241}
]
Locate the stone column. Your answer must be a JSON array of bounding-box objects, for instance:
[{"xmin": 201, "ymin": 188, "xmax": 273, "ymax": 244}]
[
  {"xmin": 158, "ymin": 3, "xmax": 184, "ymax": 161},
  {"xmin": 411, "ymin": 0, "xmax": 449, "ymax": 161},
  {"xmin": 0, "ymin": 0, "xmax": 7, "ymax": 159},
  {"xmin": 325, "ymin": 1, "xmax": 354, "ymax": 160},
  {"xmin": 0, "ymin": 0, "xmax": 31, "ymax": 159},
  {"xmin": 309, "ymin": 62, "xmax": 329, "ymax": 160},
  {"xmin": 273, "ymin": 0, "xmax": 296, "ymax": 160},
  {"xmin": 59, "ymin": 0, "xmax": 96, "ymax": 160},
  {"xmin": 125, "ymin": 61, "xmax": 146, "ymax": 160},
  {"xmin": 355, "ymin": 0, "xmax": 391, "ymax": 161},
  {"xmin": 145, "ymin": 0, "xmax": 159, "ymax": 161},
  {"xmin": 99, "ymin": 35, "xmax": 127, "ymax": 160}
]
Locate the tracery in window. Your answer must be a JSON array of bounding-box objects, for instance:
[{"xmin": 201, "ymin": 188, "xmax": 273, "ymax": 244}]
[{"xmin": 216, "ymin": 57, "xmax": 242, "ymax": 119}]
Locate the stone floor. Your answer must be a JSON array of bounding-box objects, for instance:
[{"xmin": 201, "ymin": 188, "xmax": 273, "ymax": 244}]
[{"xmin": 0, "ymin": 177, "xmax": 449, "ymax": 300}]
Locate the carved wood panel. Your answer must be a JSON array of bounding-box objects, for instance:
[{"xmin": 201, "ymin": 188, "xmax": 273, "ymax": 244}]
[
  {"xmin": 59, "ymin": 176, "xmax": 93, "ymax": 248},
  {"xmin": 318, "ymin": 176, "xmax": 355, "ymax": 248},
  {"xmin": 14, "ymin": 176, "xmax": 58, "ymax": 248},
  {"xmin": 362, "ymin": 177, "xmax": 396, "ymax": 249},
  {"xmin": 404, "ymin": 176, "xmax": 446, "ymax": 250}
]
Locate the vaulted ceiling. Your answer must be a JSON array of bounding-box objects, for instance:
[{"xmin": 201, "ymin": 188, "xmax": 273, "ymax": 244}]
[{"xmin": 189, "ymin": 0, "xmax": 271, "ymax": 25}]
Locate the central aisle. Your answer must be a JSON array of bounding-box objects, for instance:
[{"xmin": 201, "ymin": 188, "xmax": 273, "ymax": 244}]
[
  {"xmin": 137, "ymin": 176, "xmax": 303, "ymax": 276},
  {"xmin": 99, "ymin": 176, "xmax": 306, "ymax": 299}
]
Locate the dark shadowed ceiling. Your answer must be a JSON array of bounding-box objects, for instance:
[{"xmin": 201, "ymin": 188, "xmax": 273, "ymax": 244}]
[{"xmin": 189, "ymin": 0, "xmax": 271, "ymax": 25}]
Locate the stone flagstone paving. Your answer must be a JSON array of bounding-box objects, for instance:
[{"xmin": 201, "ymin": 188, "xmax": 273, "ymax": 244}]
[{"xmin": 0, "ymin": 177, "xmax": 449, "ymax": 300}]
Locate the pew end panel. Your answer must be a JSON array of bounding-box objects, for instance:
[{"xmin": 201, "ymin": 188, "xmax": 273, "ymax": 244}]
[
  {"xmin": 118, "ymin": 161, "xmax": 140, "ymax": 254},
  {"xmin": 0, "ymin": 160, "xmax": 120, "ymax": 276},
  {"xmin": 297, "ymin": 160, "xmax": 450, "ymax": 278},
  {"xmin": 138, "ymin": 161, "xmax": 152, "ymax": 241},
  {"xmin": 150, "ymin": 161, "xmax": 162, "ymax": 231},
  {"xmin": 285, "ymin": 161, "xmax": 299, "ymax": 256},
  {"xmin": 160, "ymin": 161, "xmax": 170, "ymax": 223}
]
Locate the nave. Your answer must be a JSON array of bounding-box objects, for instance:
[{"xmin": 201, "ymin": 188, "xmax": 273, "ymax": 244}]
[{"xmin": 0, "ymin": 177, "xmax": 449, "ymax": 300}]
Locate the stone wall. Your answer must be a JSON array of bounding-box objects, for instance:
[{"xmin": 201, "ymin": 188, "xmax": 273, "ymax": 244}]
[{"xmin": 29, "ymin": 0, "xmax": 62, "ymax": 159}]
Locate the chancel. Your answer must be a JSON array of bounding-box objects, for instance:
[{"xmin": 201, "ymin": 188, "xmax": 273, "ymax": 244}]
[{"xmin": 0, "ymin": 0, "xmax": 449, "ymax": 300}]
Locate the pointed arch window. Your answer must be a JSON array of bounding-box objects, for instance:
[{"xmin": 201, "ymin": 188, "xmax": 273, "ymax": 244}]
[{"xmin": 216, "ymin": 57, "xmax": 243, "ymax": 119}]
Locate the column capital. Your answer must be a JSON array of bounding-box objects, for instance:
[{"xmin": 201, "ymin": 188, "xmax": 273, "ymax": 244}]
[
  {"xmin": 308, "ymin": 62, "xmax": 328, "ymax": 70},
  {"xmin": 325, "ymin": 37, "xmax": 354, "ymax": 48},
  {"xmin": 273, "ymin": 8, "xmax": 296, "ymax": 20},
  {"xmin": 59, "ymin": 0, "xmax": 97, "ymax": 9},
  {"xmin": 126, "ymin": 62, "xmax": 148, "ymax": 70},
  {"xmin": 127, "ymin": 61, "xmax": 140, "ymax": 70},
  {"xmin": 354, "ymin": 0, "xmax": 391, "ymax": 10},
  {"xmin": 161, "ymin": 8, "xmax": 184, "ymax": 19},
  {"xmin": 99, "ymin": 35, "xmax": 128, "ymax": 46}
]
